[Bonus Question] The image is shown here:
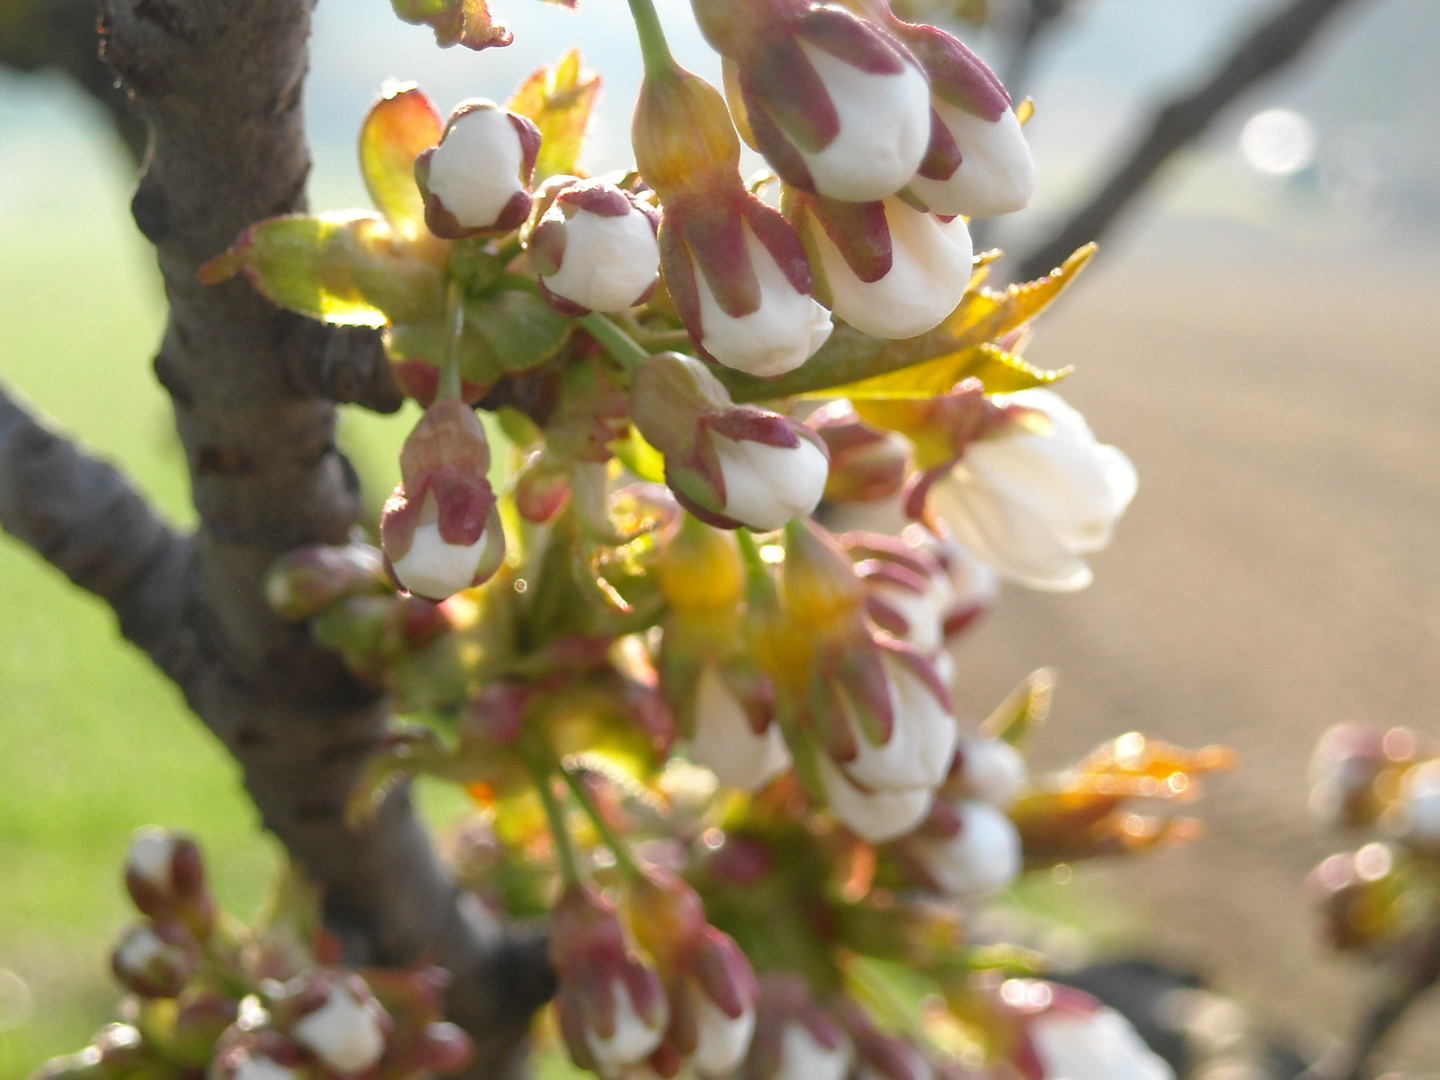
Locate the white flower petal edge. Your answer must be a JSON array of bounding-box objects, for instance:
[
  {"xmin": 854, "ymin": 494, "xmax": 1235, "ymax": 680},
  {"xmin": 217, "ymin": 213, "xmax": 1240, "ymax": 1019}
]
[
  {"xmin": 586, "ymin": 977, "xmax": 667, "ymax": 1077},
  {"xmin": 795, "ymin": 42, "xmax": 933, "ymax": 203},
  {"xmin": 915, "ymin": 800, "xmax": 1022, "ymax": 897},
  {"xmin": 1030, "ymin": 1007, "xmax": 1175, "ymax": 1080},
  {"xmin": 814, "ymin": 198, "xmax": 973, "ymax": 340},
  {"xmin": 234, "ymin": 1055, "xmax": 300, "ymax": 1080},
  {"xmin": 390, "ymin": 492, "xmax": 489, "ymax": 600},
  {"xmin": 960, "ymin": 736, "xmax": 1027, "ymax": 807},
  {"xmin": 909, "ymin": 104, "xmax": 1035, "ymax": 219},
  {"xmin": 543, "ymin": 209, "xmax": 660, "ymax": 313},
  {"xmin": 689, "ymin": 663, "xmax": 792, "ymax": 792},
  {"xmin": 776, "ymin": 1023, "xmax": 851, "ymax": 1080},
  {"xmin": 292, "ymin": 987, "xmax": 386, "ymax": 1075},
  {"xmin": 696, "ymin": 223, "xmax": 833, "ymax": 377},
  {"xmin": 817, "ymin": 753, "xmax": 934, "ymax": 843},
  {"xmin": 931, "ymin": 389, "xmax": 1136, "ymax": 591},
  {"xmin": 128, "ymin": 828, "xmax": 176, "ymax": 888},
  {"xmin": 713, "ymin": 434, "xmax": 829, "ymax": 532},
  {"xmin": 426, "ymin": 109, "xmax": 526, "ymax": 230},
  {"xmin": 843, "ymin": 657, "xmax": 958, "ymax": 793},
  {"xmin": 689, "ymin": 980, "xmax": 756, "ymax": 1078}
]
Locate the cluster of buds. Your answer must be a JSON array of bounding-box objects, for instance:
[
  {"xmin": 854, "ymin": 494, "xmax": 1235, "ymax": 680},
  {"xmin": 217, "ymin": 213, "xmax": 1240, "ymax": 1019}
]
[
  {"xmin": 41, "ymin": 832, "xmax": 472, "ymax": 1080},
  {"xmin": 550, "ymin": 872, "xmax": 757, "ymax": 1079},
  {"xmin": 1305, "ymin": 723, "xmax": 1440, "ymax": 954}
]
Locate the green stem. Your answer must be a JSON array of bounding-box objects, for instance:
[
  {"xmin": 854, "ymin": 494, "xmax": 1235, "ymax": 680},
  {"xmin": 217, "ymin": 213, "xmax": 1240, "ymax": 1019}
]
[
  {"xmin": 624, "ymin": 0, "xmax": 676, "ymax": 77},
  {"xmin": 439, "ymin": 280, "xmax": 464, "ymax": 401},
  {"xmin": 521, "ymin": 748, "xmax": 583, "ymax": 887},
  {"xmin": 735, "ymin": 528, "xmax": 769, "ymax": 580},
  {"xmin": 550, "ymin": 751, "xmax": 644, "ymax": 880},
  {"xmin": 580, "ymin": 312, "xmax": 652, "ymax": 376}
]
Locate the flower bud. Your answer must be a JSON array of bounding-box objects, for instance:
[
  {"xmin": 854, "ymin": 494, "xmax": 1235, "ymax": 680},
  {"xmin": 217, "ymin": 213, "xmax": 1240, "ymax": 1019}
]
[
  {"xmin": 744, "ymin": 975, "xmax": 851, "ymax": 1080},
  {"xmin": 265, "ymin": 544, "xmax": 390, "ymax": 621},
  {"xmin": 955, "ymin": 736, "xmax": 1026, "ymax": 807},
  {"xmin": 796, "ymin": 194, "xmax": 973, "ymax": 340},
  {"xmin": 631, "ymin": 354, "xmax": 829, "ymax": 531},
  {"xmin": 699, "ymin": 2, "xmax": 932, "ymax": 202},
  {"xmin": 529, "ymin": 179, "xmax": 661, "ymax": 315},
  {"xmin": 816, "ymin": 752, "xmax": 934, "ymax": 843},
  {"xmin": 838, "ymin": 653, "xmax": 957, "ymax": 795},
  {"xmin": 111, "ymin": 922, "xmax": 199, "ymax": 998},
  {"xmin": 809, "ymin": 402, "xmax": 910, "ymax": 504},
  {"xmin": 415, "ymin": 99, "xmax": 541, "ymax": 237},
  {"xmin": 688, "ymin": 662, "xmax": 791, "ymax": 792},
  {"xmin": 212, "ymin": 1036, "xmax": 308, "ymax": 1080},
  {"xmin": 381, "ymin": 400, "xmax": 505, "ymax": 601},
  {"xmin": 685, "ymin": 929, "xmax": 758, "ymax": 1076},
  {"xmin": 124, "ymin": 827, "xmax": 213, "ymax": 937},
  {"xmin": 912, "ymin": 799, "xmax": 1022, "ymax": 896},
  {"xmin": 659, "ymin": 516, "xmax": 747, "ymax": 613},
  {"xmin": 834, "ymin": 1000, "xmax": 932, "ymax": 1080},
  {"xmin": 1003, "ymin": 981, "xmax": 1173, "ymax": 1080},
  {"xmin": 920, "ymin": 389, "xmax": 1136, "ymax": 592},
  {"xmin": 285, "ymin": 976, "xmax": 390, "ymax": 1075},
  {"xmin": 551, "ymin": 886, "xmax": 669, "ymax": 1077},
  {"xmin": 887, "ymin": 22, "xmax": 1035, "ymax": 218}
]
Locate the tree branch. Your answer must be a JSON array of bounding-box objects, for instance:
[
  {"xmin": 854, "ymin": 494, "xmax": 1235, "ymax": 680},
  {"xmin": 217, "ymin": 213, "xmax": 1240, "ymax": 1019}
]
[
  {"xmin": 1012, "ymin": 0, "xmax": 1370, "ymax": 283},
  {"xmin": 0, "ymin": 0, "xmax": 146, "ymax": 163}
]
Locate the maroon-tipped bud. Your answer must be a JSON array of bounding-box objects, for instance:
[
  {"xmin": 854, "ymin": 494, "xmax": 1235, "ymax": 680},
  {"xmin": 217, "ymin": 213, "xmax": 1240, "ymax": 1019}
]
[
  {"xmin": 809, "ymin": 401, "xmax": 910, "ymax": 504},
  {"xmin": 111, "ymin": 921, "xmax": 200, "ymax": 998},
  {"xmin": 381, "ymin": 400, "xmax": 505, "ymax": 601},
  {"xmin": 415, "ymin": 99, "xmax": 540, "ymax": 238},
  {"xmin": 265, "ymin": 544, "xmax": 391, "ymax": 621},
  {"xmin": 274, "ymin": 972, "xmax": 392, "ymax": 1076},
  {"xmin": 744, "ymin": 974, "xmax": 851, "ymax": 1080},
  {"xmin": 211, "ymin": 1033, "xmax": 310, "ymax": 1080},
  {"xmin": 551, "ymin": 885, "xmax": 669, "ymax": 1077},
  {"xmin": 514, "ymin": 451, "xmax": 573, "ymax": 524},
  {"xmin": 527, "ymin": 178, "xmax": 661, "ymax": 315},
  {"xmin": 124, "ymin": 827, "xmax": 214, "ymax": 938}
]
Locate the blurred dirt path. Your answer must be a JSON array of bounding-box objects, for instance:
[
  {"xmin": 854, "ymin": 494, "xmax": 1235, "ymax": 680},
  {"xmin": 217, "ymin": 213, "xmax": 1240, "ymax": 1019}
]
[{"xmin": 948, "ymin": 252, "xmax": 1440, "ymax": 1070}]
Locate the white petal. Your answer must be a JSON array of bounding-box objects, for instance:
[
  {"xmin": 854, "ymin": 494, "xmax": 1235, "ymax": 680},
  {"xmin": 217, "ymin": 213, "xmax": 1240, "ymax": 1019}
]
[
  {"xmin": 817, "ymin": 754, "xmax": 933, "ymax": 843},
  {"xmin": 1030, "ymin": 1008, "xmax": 1174, "ymax": 1080},
  {"xmin": 293, "ymin": 988, "xmax": 386, "ymax": 1074},
  {"xmin": 690, "ymin": 982, "xmax": 756, "ymax": 1078},
  {"xmin": 796, "ymin": 42, "xmax": 933, "ymax": 202},
  {"xmin": 844, "ymin": 657, "xmax": 957, "ymax": 792},
  {"xmin": 915, "ymin": 800, "xmax": 1022, "ymax": 897},
  {"xmin": 427, "ymin": 107, "xmax": 526, "ymax": 229},
  {"xmin": 688, "ymin": 664, "xmax": 792, "ymax": 792},
  {"xmin": 908, "ymin": 104, "xmax": 1036, "ymax": 219},
  {"xmin": 587, "ymin": 978, "xmax": 666, "ymax": 1076},
  {"xmin": 777, "ymin": 1023, "xmax": 851, "ymax": 1080},
  {"xmin": 714, "ymin": 435, "xmax": 829, "ymax": 532},
  {"xmin": 697, "ymin": 224, "xmax": 833, "ymax": 377},
  {"xmin": 116, "ymin": 927, "xmax": 168, "ymax": 972},
  {"xmin": 128, "ymin": 828, "xmax": 176, "ymax": 888},
  {"xmin": 235, "ymin": 1055, "xmax": 300, "ymax": 1080},
  {"xmin": 391, "ymin": 493, "xmax": 488, "ymax": 601},
  {"xmin": 960, "ymin": 737, "xmax": 1027, "ymax": 807},
  {"xmin": 542, "ymin": 208, "xmax": 660, "ymax": 313},
  {"xmin": 816, "ymin": 198, "xmax": 973, "ymax": 340},
  {"xmin": 930, "ymin": 471, "xmax": 1093, "ymax": 592},
  {"xmin": 1403, "ymin": 761, "xmax": 1440, "ymax": 843}
]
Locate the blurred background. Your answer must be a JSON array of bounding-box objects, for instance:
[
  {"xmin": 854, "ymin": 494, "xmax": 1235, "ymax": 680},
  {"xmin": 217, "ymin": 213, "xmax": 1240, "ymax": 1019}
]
[{"xmin": 0, "ymin": 0, "xmax": 1436, "ymax": 1076}]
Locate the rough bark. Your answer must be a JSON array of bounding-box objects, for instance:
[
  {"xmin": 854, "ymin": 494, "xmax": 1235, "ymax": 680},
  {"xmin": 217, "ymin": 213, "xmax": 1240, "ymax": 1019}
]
[
  {"xmin": 1013, "ymin": 0, "xmax": 1369, "ymax": 283},
  {"xmin": 2, "ymin": 1, "xmax": 550, "ymax": 1074}
]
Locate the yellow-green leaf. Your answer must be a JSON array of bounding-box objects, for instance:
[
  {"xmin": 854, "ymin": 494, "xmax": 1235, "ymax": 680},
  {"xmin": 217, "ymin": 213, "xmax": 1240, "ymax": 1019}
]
[
  {"xmin": 822, "ymin": 342, "xmax": 1068, "ymax": 400},
  {"xmin": 458, "ymin": 289, "xmax": 572, "ymax": 386},
  {"xmin": 360, "ymin": 82, "xmax": 443, "ymax": 240},
  {"xmin": 507, "ymin": 50, "xmax": 601, "ymax": 182},
  {"xmin": 390, "ymin": 0, "xmax": 513, "ymax": 50}
]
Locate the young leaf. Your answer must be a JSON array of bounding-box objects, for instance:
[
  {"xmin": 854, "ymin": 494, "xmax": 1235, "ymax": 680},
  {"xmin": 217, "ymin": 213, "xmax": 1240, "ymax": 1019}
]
[
  {"xmin": 458, "ymin": 289, "xmax": 573, "ymax": 386},
  {"xmin": 507, "ymin": 50, "xmax": 601, "ymax": 182},
  {"xmin": 200, "ymin": 213, "xmax": 389, "ymax": 327},
  {"xmin": 390, "ymin": 0, "xmax": 513, "ymax": 50},
  {"xmin": 820, "ymin": 343, "xmax": 1069, "ymax": 400},
  {"xmin": 360, "ymin": 82, "xmax": 444, "ymax": 240}
]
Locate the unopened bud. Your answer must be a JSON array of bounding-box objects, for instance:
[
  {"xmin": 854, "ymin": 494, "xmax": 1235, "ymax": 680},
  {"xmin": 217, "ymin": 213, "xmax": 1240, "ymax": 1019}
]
[
  {"xmin": 265, "ymin": 544, "xmax": 390, "ymax": 621},
  {"xmin": 112, "ymin": 922, "xmax": 199, "ymax": 998},
  {"xmin": 659, "ymin": 516, "xmax": 746, "ymax": 612},
  {"xmin": 529, "ymin": 178, "xmax": 661, "ymax": 315},
  {"xmin": 415, "ymin": 100, "xmax": 541, "ymax": 237},
  {"xmin": 125, "ymin": 828, "xmax": 213, "ymax": 937},
  {"xmin": 284, "ymin": 976, "xmax": 390, "ymax": 1075},
  {"xmin": 810, "ymin": 402, "xmax": 910, "ymax": 504}
]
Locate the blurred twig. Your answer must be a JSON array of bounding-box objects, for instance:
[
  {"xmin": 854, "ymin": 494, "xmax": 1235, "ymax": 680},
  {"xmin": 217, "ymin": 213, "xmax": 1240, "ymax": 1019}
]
[{"xmin": 1012, "ymin": 0, "xmax": 1371, "ymax": 283}]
